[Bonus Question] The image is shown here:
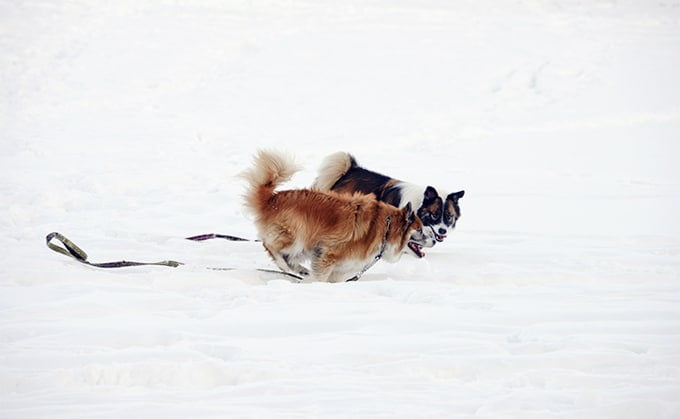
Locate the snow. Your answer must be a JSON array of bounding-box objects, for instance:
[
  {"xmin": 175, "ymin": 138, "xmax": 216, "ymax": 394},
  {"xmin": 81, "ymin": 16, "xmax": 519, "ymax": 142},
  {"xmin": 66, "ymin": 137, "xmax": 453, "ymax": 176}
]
[{"xmin": 2, "ymin": 0, "xmax": 680, "ymax": 417}]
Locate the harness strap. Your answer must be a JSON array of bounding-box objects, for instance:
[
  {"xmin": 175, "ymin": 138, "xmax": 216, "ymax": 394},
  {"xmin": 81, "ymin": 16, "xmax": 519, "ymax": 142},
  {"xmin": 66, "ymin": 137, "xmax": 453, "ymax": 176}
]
[{"xmin": 46, "ymin": 232, "xmax": 183, "ymax": 268}]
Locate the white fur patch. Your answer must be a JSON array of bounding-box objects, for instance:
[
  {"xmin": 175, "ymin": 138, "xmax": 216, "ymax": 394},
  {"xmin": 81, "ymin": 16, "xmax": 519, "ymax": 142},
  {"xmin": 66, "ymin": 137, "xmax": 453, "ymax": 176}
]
[
  {"xmin": 312, "ymin": 152, "xmax": 352, "ymax": 191},
  {"xmin": 396, "ymin": 182, "xmax": 426, "ymax": 209}
]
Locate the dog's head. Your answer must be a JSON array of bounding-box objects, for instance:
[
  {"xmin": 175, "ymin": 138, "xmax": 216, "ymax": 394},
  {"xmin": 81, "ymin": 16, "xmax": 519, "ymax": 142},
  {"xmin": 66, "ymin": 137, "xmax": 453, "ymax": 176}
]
[
  {"xmin": 383, "ymin": 203, "xmax": 428, "ymax": 261},
  {"xmin": 399, "ymin": 202, "xmax": 431, "ymax": 259},
  {"xmin": 415, "ymin": 187, "xmax": 465, "ymax": 246}
]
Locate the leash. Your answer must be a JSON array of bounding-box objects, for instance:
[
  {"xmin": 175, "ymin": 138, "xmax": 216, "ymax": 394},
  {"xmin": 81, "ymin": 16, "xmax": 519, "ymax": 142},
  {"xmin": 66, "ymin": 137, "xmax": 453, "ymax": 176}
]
[
  {"xmin": 46, "ymin": 232, "xmax": 183, "ymax": 268},
  {"xmin": 186, "ymin": 233, "xmax": 253, "ymax": 242},
  {"xmin": 46, "ymin": 231, "xmax": 303, "ymax": 279},
  {"xmin": 202, "ymin": 266, "xmax": 303, "ymax": 280},
  {"xmin": 46, "ymin": 217, "xmax": 391, "ymax": 282}
]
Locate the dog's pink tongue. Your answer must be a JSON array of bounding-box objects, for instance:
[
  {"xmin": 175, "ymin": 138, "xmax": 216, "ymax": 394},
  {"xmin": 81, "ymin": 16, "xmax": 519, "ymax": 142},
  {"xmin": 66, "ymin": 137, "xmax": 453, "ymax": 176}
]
[{"xmin": 408, "ymin": 242, "xmax": 425, "ymax": 258}]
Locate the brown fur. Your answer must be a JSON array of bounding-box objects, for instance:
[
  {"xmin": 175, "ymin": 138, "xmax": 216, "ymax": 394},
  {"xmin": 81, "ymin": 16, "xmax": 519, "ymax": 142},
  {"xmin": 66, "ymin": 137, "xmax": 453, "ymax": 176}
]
[{"xmin": 241, "ymin": 150, "xmax": 422, "ymax": 282}]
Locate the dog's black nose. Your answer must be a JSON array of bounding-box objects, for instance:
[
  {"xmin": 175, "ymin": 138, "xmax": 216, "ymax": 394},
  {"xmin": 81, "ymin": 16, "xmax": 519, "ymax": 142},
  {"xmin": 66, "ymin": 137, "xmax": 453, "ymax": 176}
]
[{"xmin": 438, "ymin": 228, "xmax": 447, "ymax": 235}]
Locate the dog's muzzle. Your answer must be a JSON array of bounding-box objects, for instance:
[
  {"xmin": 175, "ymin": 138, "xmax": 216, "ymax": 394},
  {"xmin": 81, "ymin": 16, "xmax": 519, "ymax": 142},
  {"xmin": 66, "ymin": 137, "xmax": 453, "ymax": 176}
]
[{"xmin": 431, "ymin": 226, "xmax": 446, "ymax": 242}]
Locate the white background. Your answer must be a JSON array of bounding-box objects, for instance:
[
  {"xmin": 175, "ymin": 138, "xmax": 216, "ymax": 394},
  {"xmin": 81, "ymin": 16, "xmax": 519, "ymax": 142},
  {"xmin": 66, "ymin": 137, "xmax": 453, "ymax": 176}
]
[{"xmin": 2, "ymin": 1, "xmax": 680, "ymax": 417}]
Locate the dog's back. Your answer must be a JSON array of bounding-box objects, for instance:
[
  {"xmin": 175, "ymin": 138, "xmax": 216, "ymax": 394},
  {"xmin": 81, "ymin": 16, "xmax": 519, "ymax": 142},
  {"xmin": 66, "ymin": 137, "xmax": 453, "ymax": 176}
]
[
  {"xmin": 241, "ymin": 151, "xmax": 371, "ymax": 243},
  {"xmin": 313, "ymin": 152, "xmax": 404, "ymax": 207}
]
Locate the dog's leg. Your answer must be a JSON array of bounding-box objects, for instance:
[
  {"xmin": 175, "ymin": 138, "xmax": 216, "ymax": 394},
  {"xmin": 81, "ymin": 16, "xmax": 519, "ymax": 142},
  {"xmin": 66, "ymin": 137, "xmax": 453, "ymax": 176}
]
[
  {"xmin": 310, "ymin": 248, "xmax": 336, "ymax": 282},
  {"xmin": 262, "ymin": 242, "xmax": 311, "ymax": 278},
  {"xmin": 327, "ymin": 271, "xmax": 351, "ymax": 283},
  {"xmin": 283, "ymin": 253, "xmax": 310, "ymax": 278},
  {"xmin": 262, "ymin": 243, "xmax": 296, "ymax": 274},
  {"xmin": 311, "ymin": 261, "xmax": 335, "ymax": 282}
]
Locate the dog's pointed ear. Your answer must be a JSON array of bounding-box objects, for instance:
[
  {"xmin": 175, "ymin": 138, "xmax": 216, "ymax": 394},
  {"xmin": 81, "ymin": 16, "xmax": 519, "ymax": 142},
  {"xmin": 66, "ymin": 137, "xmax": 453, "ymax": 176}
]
[
  {"xmin": 448, "ymin": 190, "xmax": 465, "ymax": 202},
  {"xmin": 403, "ymin": 202, "xmax": 415, "ymax": 223},
  {"xmin": 424, "ymin": 186, "xmax": 438, "ymax": 202}
]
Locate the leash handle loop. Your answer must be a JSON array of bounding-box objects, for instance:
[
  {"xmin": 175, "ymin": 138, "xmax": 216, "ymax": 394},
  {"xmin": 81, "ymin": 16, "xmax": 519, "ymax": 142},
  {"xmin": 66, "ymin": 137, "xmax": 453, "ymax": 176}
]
[
  {"xmin": 46, "ymin": 232, "xmax": 182, "ymax": 268},
  {"xmin": 46, "ymin": 232, "xmax": 89, "ymax": 261}
]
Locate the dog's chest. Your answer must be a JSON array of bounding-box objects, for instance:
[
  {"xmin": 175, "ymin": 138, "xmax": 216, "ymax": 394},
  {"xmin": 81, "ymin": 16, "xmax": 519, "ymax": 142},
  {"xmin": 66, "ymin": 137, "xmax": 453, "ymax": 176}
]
[{"xmin": 332, "ymin": 256, "xmax": 378, "ymax": 275}]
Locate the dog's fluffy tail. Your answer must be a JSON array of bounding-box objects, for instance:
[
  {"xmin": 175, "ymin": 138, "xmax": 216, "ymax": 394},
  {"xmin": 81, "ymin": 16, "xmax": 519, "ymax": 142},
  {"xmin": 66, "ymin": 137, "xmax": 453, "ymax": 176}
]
[
  {"xmin": 312, "ymin": 151, "xmax": 357, "ymax": 191},
  {"xmin": 241, "ymin": 150, "xmax": 301, "ymax": 214}
]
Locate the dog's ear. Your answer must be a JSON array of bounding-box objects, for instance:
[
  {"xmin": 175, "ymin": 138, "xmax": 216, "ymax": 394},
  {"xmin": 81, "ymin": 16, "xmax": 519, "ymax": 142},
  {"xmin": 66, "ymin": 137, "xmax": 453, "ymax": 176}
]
[
  {"xmin": 423, "ymin": 186, "xmax": 439, "ymax": 203},
  {"xmin": 403, "ymin": 202, "xmax": 415, "ymax": 223},
  {"xmin": 448, "ymin": 190, "xmax": 465, "ymax": 202}
]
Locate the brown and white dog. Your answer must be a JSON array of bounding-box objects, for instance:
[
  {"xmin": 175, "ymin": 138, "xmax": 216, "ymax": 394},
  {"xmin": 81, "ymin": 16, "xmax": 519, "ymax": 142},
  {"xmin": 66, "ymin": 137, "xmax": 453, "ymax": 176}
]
[
  {"xmin": 241, "ymin": 150, "xmax": 427, "ymax": 282},
  {"xmin": 313, "ymin": 152, "xmax": 464, "ymax": 258}
]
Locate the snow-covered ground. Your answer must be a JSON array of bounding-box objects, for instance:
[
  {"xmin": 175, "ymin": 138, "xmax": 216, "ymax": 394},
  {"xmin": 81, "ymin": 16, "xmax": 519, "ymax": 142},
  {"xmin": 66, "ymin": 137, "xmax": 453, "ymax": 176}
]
[{"xmin": 2, "ymin": 1, "xmax": 680, "ymax": 417}]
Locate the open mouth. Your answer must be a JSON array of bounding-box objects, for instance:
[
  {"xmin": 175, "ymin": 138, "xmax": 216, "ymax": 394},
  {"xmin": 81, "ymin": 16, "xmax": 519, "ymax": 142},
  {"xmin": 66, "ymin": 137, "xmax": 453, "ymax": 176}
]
[
  {"xmin": 408, "ymin": 241, "xmax": 425, "ymax": 258},
  {"xmin": 429, "ymin": 227, "xmax": 446, "ymax": 242}
]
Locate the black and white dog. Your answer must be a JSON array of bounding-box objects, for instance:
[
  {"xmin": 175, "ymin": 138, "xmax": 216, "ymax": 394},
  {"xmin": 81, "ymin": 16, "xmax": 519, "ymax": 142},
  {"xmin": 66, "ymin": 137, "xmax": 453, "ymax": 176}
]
[{"xmin": 313, "ymin": 152, "xmax": 465, "ymax": 258}]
